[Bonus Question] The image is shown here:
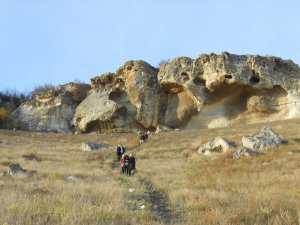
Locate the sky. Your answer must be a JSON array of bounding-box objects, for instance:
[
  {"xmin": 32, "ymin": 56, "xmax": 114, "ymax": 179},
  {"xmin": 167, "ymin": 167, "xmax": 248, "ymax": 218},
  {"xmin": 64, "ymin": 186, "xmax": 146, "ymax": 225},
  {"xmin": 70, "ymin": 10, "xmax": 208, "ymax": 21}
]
[{"xmin": 0, "ymin": 0, "xmax": 300, "ymax": 92}]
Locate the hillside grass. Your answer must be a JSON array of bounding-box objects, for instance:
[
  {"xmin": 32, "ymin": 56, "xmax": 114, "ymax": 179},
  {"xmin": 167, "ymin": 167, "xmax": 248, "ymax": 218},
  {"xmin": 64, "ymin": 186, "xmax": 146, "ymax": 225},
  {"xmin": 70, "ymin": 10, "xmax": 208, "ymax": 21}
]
[{"xmin": 1, "ymin": 119, "xmax": 300, "ymax": 225}]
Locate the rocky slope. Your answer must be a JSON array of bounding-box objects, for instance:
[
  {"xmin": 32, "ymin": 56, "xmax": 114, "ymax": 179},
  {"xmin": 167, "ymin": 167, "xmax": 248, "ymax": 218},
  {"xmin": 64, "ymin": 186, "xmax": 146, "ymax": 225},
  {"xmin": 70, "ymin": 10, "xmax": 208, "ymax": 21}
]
[{"xmin": 11, "ymin": 52, "xmax": 300, "ymax": 133}]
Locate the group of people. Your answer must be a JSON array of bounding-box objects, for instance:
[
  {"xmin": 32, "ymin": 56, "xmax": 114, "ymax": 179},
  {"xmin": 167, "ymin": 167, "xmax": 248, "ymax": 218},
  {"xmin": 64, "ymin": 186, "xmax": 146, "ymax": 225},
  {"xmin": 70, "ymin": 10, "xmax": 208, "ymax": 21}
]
[{"xmin": 116, "ymin": 144, "xmax": 136, "ymax": 176}]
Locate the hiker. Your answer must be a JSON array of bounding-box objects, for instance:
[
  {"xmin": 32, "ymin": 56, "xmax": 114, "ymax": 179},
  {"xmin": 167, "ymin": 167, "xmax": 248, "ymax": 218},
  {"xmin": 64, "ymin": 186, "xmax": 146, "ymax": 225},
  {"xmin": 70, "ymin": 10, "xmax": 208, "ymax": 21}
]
[
  {"xmin": 139, "ymin": 131, "xmax": 149, "ymax": 144},
  {"xmin": 120, "ymin": 154, "xmax": 130, "ymax": 175},
  {"xmin": 129, "ymin": 153, "xmax": 136, "ymax": 176},
  {"xmin": 116, "ymin": 144, "xmax": 125, "ymax": 161}
]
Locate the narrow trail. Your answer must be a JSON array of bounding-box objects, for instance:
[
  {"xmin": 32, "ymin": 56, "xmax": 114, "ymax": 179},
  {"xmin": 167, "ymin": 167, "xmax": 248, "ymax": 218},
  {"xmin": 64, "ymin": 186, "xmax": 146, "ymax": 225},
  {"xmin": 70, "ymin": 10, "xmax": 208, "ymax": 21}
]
[
  {"xmin": 138, "ymin": 178, "xmax": 180, "ymax": 225},
  {"xmin": 107, "ymin": 152, "xmax": 182, "ymax": 224}
]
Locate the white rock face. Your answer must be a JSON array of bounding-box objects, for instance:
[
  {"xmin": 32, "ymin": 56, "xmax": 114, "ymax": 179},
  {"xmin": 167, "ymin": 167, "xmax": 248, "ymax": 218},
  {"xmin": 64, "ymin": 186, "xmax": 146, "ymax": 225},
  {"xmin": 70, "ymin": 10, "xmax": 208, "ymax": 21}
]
[
  {"xmin": 198, "ymin": 137, "xmax": 233, "ymax": 155},
  {"xmin": 242, "ymin": 127, "xmax": 283, "ymax": 151}
]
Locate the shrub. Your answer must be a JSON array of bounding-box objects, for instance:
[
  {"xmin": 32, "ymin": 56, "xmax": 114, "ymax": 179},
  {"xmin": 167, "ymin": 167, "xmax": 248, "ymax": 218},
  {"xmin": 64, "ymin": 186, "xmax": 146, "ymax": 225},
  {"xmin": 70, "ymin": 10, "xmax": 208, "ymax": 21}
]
[
  {"xmin": 0, "ymin": 107, "xmax": 9, "ymax": 122},
  {"xmin": 31, "ymin": 84, "xmax": 56, "ymax": 97}
]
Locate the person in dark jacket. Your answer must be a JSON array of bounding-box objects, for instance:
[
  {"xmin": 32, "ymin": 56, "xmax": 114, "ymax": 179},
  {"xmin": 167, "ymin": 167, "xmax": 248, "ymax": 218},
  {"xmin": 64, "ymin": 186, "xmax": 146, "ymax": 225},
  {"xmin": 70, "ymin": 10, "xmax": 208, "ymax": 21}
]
[
  {"xmin": 128, "ymin": 153, "xmax": 136, "ymax": 176},
  {"xmin": 116, "ymin": 144, "xmax": 125, "ymax": 161}
]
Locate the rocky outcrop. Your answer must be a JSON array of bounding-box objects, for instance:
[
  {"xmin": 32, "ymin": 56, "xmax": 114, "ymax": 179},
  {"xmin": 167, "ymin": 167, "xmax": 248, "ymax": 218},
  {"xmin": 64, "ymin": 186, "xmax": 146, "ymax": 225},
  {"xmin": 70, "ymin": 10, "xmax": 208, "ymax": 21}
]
[
  {"xmin": 160, "ymin": 53, "xmax": 300, "ymax": 129},
  {"xmin": 74, "ymin": 61, "xmax": 160, "ymax": 132},
  {"xmin": 11, "ymin": 52, "xmax": 300, "ymax": 133},
  {"xmin": 242, "ymin": 127, "xmax": 283, "ymax": 151},
  {"xmin": 11, "ymin": 83, "xmax": 90, "ymax": 132}
]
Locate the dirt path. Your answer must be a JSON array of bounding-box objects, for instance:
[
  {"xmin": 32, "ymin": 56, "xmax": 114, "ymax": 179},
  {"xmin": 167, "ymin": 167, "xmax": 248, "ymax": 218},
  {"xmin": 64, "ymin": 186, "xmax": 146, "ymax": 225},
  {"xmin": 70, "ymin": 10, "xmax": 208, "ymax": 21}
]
[
  {"xmin": 107, "ymin": 153, "xmax": 181, "ymax": 224},
  {"xmin": 138, "ymin": 178, "xmax": 180, "ymax": 225}
]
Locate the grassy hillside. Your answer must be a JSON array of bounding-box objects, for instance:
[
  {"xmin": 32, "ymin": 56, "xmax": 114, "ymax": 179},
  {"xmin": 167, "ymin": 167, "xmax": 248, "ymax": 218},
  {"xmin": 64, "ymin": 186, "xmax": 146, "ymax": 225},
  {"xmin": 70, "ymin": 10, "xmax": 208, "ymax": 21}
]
[{"xmin": 1, "ymin": 119, "xmax": 300, "ymax": 225}]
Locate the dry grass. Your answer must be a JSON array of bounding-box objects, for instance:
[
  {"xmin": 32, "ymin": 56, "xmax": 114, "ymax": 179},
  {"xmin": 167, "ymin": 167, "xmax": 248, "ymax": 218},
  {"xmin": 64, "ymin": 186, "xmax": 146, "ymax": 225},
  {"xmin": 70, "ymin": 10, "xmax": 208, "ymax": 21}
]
[{"xmin": 1, "ymin": 119, "xmax": 300, "ymax": 224}]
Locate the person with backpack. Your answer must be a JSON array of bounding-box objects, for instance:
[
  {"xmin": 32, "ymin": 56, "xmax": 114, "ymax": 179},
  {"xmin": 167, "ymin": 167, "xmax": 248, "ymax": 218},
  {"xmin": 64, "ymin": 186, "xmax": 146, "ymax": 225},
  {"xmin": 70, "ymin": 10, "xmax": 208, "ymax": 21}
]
[
  {"xmin": 128, "ymin": 153, "xmax": 136, "ymax": 176},
  {"xmin": 120, "ymin": 154, "xmax": 130, "ymax": 175},
  {"xmin": 123, "ymin": 154, "xmax": 130, "ymax": 176}
]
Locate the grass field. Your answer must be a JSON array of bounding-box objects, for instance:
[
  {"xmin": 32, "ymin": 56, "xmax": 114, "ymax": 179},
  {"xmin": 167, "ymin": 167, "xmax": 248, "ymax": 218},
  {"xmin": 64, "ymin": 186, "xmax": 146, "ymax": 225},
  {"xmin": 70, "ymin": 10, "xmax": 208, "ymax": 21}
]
[{"xmin": 1, "ymin": 119, "xmax": 300, "ymax": 225}]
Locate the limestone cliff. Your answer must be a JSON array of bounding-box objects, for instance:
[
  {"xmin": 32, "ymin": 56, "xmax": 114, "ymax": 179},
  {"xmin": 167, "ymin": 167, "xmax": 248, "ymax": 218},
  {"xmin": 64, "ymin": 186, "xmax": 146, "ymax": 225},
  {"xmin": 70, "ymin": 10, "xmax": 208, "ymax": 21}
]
[{"xmin": 11, "ymin": 52, "xmax": 300, "ymax": 133}]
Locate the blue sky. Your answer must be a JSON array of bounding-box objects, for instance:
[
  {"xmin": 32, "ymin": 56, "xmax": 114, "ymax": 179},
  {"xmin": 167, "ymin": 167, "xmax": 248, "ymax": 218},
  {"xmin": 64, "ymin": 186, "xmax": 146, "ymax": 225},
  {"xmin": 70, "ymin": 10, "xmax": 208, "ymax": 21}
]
[{"xmin": 0, "ymin": 0, "xmax": 299, "ymax": 92}]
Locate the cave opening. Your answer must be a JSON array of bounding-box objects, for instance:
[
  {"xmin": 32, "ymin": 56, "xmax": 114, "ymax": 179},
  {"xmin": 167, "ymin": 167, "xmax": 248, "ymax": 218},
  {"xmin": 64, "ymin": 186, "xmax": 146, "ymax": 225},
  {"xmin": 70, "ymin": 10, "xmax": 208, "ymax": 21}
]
[
  {"xmin": 250, "ymin": 76, "xmax": 260, "ymax": 84},
  {"xmin": 181, "ymin": 72, "xmax": 190, "ymax": 82},
  {"xmin": 224, "ymin": 75, "xmax": 233, "ymax": 79}
]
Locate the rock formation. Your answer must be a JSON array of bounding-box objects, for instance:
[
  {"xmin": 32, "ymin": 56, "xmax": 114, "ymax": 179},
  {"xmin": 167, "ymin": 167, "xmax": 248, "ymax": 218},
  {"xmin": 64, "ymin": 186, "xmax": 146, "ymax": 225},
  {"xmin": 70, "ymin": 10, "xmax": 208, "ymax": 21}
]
[
  {"xmin": 233, "ymin": 127, "xmax": 283, "ymax": 159},
  {"xmin": 242, "ymin": 127, "xmax": 283, "ymax": 151},
  {"xmin": 74, "ymin": 61, "xmax": 160, "ymax": 132},
  {"xmin": 198, "ymin": 137, "xmax": 234, "ymax": 155},
  {"xmin": 11, "ymin": 82, "xmax": 90, "ymax": 132},
  {"xmin": 160, "ymin": 53, "xmax": 300, "ymax": 129},
  {"xmin": 10, "ymin": 52, "xmax": 300, "ymax": 133}
]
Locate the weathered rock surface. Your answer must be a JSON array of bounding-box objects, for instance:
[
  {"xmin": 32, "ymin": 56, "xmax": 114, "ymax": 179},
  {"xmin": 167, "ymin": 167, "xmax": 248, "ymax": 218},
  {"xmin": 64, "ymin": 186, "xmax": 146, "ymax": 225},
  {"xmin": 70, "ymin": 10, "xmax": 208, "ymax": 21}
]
[
  {"xmin": 81, "ymin": 142, "xmax": 112, "ymax": 151},
  {"xmin": 242, "ymin": 127, "xmax": 283, "ymax": 151},
  {"xmin": 161, "ymin": 53, "xmax": 300, "ymax": 129},
  {"xmin": 74, "ymin": 61, "xmax": 160, "ymax": 132},
  {"xmin": 198, "ymin": 137, "xmax": 233, "ymax": 155},
  {"xmin": 11, "ymin": 53, "xmax": 300, "ymax": 133},
  {"xmin": 11, "ymin": 83, "xmax": 90, "ymax": 132}
]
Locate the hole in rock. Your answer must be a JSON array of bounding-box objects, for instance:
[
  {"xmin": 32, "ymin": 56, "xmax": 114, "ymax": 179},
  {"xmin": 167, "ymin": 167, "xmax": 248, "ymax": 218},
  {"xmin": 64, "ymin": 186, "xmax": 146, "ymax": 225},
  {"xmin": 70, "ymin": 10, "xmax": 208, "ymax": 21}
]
[
  {"xmin": 250, "ymin": 76, "xmax": 260, "ymax": 84},
  {"xmin": 181, "ymin": 72, "xmax": 190, "ymax": 82},
  {"xmin": 193, "ymin": 77, "xmax": 206, "ymax": 85},
  {"xmin": 224, "ymin": 75, "xmax": 233, "ymax": 79}
]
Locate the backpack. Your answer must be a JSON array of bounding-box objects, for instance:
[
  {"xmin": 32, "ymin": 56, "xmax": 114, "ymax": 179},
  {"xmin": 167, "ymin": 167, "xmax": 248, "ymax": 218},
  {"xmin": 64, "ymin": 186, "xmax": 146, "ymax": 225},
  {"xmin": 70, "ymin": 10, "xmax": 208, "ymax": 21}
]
[{"xmin": 124, "ymin": 157, "xmax": 129, "ymax": 166}]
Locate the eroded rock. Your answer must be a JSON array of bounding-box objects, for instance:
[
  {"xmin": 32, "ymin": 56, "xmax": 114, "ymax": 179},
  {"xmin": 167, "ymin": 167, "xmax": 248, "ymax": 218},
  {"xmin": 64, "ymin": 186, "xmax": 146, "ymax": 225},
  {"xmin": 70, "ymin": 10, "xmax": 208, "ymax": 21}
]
[
  {"xmin": 242, "ymin": 127, "xmax": 283, "ymax": 151},
  {"xmin": 198, "ymin": 137, "xmax": 234, "ymax": 155},
  {"xmin": 12, "ymin": 52, "xmax": 300, "ymax": 133},
  {"xmin": 11, "ymin": 83, "xmax": 90, "ymax": 132},
  {"xmin": 74, "ymin": 61, "xmax": 160, "ymax": 133}
]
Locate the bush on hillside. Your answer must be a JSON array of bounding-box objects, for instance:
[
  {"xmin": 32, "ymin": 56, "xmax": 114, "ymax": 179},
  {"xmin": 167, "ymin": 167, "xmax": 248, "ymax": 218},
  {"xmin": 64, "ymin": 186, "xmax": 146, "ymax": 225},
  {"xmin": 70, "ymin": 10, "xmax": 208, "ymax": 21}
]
[
  {"xmin": 0, "ymin": 107, "xmax": 9, "ymax": 122},
  {"xmin": 31, "ymin": 84, "xmax": 56, "ymax": 97}
]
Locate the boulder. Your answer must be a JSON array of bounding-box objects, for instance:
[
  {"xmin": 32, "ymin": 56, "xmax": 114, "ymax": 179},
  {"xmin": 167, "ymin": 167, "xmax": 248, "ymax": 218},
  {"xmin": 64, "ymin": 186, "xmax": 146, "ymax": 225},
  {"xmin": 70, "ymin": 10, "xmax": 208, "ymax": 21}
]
[
  {"xmin": 233, "ymin": 147, "xmax": 262, "ymax": 160},
  {"xmin": 11, "ymin": 83, "xmax": 90, "ymax": 132},
  {"xmin": 65, "ymin": 175, "xmax": 80, "ymax": 182},
  {"xmin": 198, "ymin": 137, "xmax": 233, "ymax": 155},
  {"xmin": 81, "ymin": 142, "xmax": 112, "ymax": 152},
  {"xmin": 242, "ymin": 127, "xmax": 283, "ymax": 151},
  {"xmin": 7, "ymin": 163, "xmax": 34, "ymax": 178}
]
